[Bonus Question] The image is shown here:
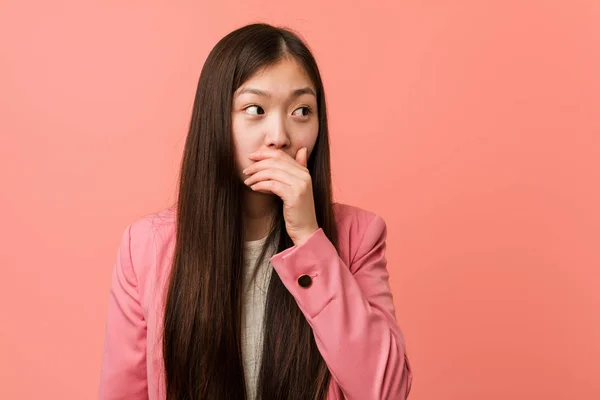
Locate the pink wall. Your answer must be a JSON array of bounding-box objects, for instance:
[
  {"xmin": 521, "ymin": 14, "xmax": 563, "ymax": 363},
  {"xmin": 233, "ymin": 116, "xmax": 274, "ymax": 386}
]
[{"xmin": 1, "ymin": 1, "xmax": 598, "ymax": 399}]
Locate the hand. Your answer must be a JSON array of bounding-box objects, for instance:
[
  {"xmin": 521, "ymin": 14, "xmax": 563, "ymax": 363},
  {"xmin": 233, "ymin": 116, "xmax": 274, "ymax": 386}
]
[{"xmin": 242, "ymin": 147, "xmax": 319, "ymax": 246}]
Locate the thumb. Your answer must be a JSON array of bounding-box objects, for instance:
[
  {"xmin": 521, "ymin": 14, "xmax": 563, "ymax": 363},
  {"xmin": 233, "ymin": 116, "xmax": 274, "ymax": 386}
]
[{"xmin": 296, "ymin": 147, "xmax": 308, "ymax": 167}]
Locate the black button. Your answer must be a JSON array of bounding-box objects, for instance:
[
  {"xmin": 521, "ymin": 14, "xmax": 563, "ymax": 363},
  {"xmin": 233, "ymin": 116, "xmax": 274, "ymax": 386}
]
[{"xmin": 297, "ymin": 274, "xmax": 312, "ymax": 288}]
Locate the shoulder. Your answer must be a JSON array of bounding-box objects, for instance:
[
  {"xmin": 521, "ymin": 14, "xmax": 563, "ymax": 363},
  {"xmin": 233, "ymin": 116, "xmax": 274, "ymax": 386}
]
[
  {"xmin": 123, "ymin": 203, "xmax": 384, "ymax": 253},
  {"xmin": 332, "ymin": 202, "xmax": 387, "ymax": 262},
  {"xmin": 333, "ymin": 202, "xmax": 382, "ymax": 226},
  {"xmin": 127, "ymin": 205, "xmax": 177, "ymax": 257},
  {"xmin": 118, "ymin": 205, "xmax": 177, "ymax": 300},
  {"xmin": 333, "ymin": 202, "xmax": 386, "ymax": 234},
  {"xmin": 118, "ymin": 203, "xmax": 385, "ymax": 284}
]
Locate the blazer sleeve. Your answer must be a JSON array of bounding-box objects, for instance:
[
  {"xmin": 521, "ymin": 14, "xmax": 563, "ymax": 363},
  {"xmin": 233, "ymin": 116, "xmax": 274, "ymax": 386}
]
[
  {"xmin": 98, "ymin": 225, "xmax": 149, "ymax": 400},
  {"xmin": 270, "ymin": 214, "xmax": 413, "ymax": 400}
]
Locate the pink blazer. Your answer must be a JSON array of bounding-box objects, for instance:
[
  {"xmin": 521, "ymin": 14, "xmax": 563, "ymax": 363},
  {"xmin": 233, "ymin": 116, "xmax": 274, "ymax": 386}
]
[{"xmin": 98, "ymin": 202, "xmax": 413, "ymax": 399}]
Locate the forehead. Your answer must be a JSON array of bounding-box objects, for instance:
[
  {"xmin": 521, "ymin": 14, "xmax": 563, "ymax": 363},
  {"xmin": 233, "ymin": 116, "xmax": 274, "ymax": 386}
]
[{"xmin": 235, "ymin": 58, "xmax": 315, "ymax": 98}]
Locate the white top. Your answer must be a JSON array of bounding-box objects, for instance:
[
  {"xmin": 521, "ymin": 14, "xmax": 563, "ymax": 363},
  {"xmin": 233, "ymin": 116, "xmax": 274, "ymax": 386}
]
[{"xmin": 241, "ymin": 234, "xmax": 277, "ymax": 400}]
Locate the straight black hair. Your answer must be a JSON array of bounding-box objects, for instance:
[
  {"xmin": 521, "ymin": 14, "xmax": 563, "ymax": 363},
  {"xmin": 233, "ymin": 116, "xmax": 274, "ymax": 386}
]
[{"xmin": 162, "ymin": 23, "xmax": 339, "ymax": 399}]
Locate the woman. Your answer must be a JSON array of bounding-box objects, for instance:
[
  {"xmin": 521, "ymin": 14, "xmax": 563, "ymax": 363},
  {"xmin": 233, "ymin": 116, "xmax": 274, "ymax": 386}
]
[{"xmin": 99, "ymin": 23, "xmax": 412, "ymax": 400}]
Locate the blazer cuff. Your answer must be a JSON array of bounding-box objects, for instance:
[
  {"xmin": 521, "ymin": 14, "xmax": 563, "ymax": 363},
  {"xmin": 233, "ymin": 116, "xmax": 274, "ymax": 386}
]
[{"xmin": 269, "ymin": 228, "xmax": 341, "ymax": 319}]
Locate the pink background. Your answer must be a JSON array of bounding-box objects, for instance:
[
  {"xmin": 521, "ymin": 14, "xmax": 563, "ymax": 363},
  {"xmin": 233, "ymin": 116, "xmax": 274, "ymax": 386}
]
[{"xmin": 1, "ymin": 1, "xmax": 598, "ymax": 399}]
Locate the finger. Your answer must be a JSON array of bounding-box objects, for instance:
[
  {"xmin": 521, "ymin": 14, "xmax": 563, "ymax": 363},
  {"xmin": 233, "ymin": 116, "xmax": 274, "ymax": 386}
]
[
  {"xmin": 249, "ymin": 179, "xmax": 289, "ymax": 199},
  {"xmin": 248, "ymin": 149, "xmax": 308, "ymax": 171},
  {"xmin": 247, "ymin": 154, "xmax": 305, "ymax": 172},
  {"xmin": 295, "ymin": 147, "xmax": 308, "ymax": 168},
  {"xmin": 249, "ymin": 148, "xmax": 294, "ymax": 161},
  {"xmin": 244, "ymin": 158, "xmax": 309, "ymax": 179},
  {"xmin": 244, "ymin": 168, "xmax": 301, "ymax": 187}
]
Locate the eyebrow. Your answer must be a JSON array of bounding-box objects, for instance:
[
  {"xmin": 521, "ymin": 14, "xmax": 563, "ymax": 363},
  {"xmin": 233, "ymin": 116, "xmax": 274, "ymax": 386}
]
[{"xmin": 236, "ymin": 86, "xmax": 316, "ymax": 98}]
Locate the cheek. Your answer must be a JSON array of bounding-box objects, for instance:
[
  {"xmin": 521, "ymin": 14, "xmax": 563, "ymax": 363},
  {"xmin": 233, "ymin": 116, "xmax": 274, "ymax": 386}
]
[
  {"xmin": 232, "ymin": 119, "xmax": 259, "ymax": 172},
  {"xmin": 233, "ymin": 141, "xmax": 252, "ymax": 173},
  {"xmin": 295, "ymin": 121, "xmax": 319, "ymax": 151}
]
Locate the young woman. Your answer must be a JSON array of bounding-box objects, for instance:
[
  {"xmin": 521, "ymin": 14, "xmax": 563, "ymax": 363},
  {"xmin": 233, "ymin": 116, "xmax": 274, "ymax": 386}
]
[{"xmin": 99, "ymin": 23, "xmax": 412, "ymax": 400}]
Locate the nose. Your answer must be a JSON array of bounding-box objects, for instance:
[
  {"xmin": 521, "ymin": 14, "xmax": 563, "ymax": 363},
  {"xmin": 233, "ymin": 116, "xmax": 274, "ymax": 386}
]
[{"xmin": 265, "ymin": 114, "xmax": 290, "ymax": 150}]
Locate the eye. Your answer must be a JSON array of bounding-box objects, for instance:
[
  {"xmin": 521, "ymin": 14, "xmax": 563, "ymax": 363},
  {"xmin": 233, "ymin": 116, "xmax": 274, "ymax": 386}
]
[
  {"xmin": 244, "ymin": 105, "xmax": 265, "ymax": 115},
  {"xmin": 292, "ymin": 106, "xmax": 312, "ymax": 117}
]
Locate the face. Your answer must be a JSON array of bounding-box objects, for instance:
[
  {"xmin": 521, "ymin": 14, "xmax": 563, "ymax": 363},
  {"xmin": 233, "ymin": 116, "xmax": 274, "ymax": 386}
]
[{"xmin": 232, "ymin": 57, "xmax": 319, "ymax": 182}]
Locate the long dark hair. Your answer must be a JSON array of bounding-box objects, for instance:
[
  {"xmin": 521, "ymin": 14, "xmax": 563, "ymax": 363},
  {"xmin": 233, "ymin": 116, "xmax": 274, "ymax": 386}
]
[{"xmin": 162, "ymin": 23, "xmax": 339, "ymax": 400}]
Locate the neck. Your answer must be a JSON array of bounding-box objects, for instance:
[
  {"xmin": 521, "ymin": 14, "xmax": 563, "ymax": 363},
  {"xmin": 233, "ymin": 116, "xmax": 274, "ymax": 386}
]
[{"xmin": 242, "ymin": 187, "xmax": 277, "ymax": 241}]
